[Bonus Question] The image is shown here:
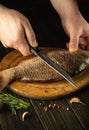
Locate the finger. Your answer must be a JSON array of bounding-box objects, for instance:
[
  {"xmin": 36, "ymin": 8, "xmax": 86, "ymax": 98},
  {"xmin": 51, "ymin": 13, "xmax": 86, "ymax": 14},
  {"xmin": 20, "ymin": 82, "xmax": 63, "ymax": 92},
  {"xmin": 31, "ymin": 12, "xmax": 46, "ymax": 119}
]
[
  {"xmin": 85, "ymin": 36, "xmax": 89, "ymax": 49},
  {"xmin": 18, "ymin": 45, "xmax": 30, "ymax": 56},
  {"xmin": 14, "ymin": 39, "xmax": 31, "ymax": 56},
  {"xmin": 79, "ymin": 36, "xmax": 89, "ymax": 50},
  {"xmin": 85, "ymin": 35, "xmax": 89, "ymax": 50},
  {"xmin": 87, "ymin": 46, "xmax": 89, "ymax": 50},
  {"xmin": 79, "ymin": 37, "xmax": 87, "ymax": 46},
  {"xmin": 68, "ymin": 35, "xmax": 79, "ymax": 52},
  {"xmin": 23, "ymin": 20, "xmax": 38, "ymax": 47},
  {"xmin": 79, "ymin": 44, "xmax": 87, "ymax": 50},
  {"xmin": 66, "ymin": 42, "xmax": 69, "ymax": 49},
  {"xmin": 86, "ymin": 36, "xmax": 89, "ymax": 42},
  {"xmin": 79, "ymin": 37, "xmax": 87, "ymax": 50}
]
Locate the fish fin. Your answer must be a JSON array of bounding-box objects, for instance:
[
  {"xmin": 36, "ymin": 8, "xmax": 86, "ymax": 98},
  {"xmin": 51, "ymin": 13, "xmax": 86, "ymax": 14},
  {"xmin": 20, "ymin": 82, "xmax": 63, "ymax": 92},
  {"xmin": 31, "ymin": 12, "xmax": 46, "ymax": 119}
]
[{"xmin": 0, "ymin": 68, "xmax": 15, "ymax": 91}]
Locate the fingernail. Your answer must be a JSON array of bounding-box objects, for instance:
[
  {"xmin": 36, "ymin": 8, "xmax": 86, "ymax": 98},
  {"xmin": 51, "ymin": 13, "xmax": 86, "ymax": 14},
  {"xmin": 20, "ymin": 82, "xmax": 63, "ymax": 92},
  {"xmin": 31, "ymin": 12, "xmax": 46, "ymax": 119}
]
[
  {"xmin": 69, "ymin": 43, "xmax": 78, "ymax": 52},
  {"xmin": 69, "ymin": 48, "xmax": 78, "ymax": 52},
  {"xmin": 31, "ymin": 40, "xmax": 38, "ymax": 47}
]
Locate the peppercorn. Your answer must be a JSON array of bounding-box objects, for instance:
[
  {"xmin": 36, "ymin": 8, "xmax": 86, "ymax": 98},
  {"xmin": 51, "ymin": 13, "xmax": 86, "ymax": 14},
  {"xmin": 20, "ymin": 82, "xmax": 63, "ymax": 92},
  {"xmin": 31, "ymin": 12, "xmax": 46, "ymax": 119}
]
[{"xmin": 44, "ymin": 106, "xmax": 49, "ymax": 111}]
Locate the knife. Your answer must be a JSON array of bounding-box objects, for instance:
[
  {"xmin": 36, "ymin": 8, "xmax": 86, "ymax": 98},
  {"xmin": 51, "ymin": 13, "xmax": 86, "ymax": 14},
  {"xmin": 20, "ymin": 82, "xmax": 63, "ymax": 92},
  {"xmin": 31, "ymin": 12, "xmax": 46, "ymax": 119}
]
[{"xmin": 31, "ymin": 47, "xmax": 77, "ymax": 88}]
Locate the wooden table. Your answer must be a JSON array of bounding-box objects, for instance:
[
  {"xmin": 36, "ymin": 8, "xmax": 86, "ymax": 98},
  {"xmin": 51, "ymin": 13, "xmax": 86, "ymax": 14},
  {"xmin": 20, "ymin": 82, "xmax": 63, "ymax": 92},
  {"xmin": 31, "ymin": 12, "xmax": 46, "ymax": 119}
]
[{"xmin": 0, "ymin": 87, "xmax": 89, "ymax": 130}]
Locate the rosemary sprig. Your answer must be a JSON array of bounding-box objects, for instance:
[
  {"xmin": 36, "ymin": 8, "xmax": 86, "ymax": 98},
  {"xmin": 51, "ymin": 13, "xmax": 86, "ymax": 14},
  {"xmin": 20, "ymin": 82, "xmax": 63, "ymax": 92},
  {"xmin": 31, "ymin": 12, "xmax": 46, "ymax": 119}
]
[{"xmin": 0, "ymin": 92, "xmax": 30, "ymax": 115}]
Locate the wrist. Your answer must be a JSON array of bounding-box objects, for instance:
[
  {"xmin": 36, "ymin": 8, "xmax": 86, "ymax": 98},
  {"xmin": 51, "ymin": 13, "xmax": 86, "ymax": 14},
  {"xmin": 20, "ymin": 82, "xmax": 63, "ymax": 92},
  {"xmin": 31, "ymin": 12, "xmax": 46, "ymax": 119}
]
[{"xmin": 50, "ymin": 0, "xmax": 80, "ymax": 19}]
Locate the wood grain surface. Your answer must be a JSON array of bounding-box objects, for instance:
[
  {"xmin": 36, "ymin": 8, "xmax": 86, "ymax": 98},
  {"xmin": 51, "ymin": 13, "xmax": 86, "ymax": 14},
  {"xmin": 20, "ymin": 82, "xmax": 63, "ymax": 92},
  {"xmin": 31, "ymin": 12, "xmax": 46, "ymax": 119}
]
[{"xmin": 0, "ymin": 48, "xmax": 89, "ymax": 100}]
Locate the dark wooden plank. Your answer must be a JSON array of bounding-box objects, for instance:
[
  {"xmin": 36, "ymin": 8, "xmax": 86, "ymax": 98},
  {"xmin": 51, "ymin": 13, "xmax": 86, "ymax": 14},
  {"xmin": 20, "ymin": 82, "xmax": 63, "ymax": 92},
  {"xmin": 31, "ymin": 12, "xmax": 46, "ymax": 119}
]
[
  {"xmin": 0, "ymin": 110, "xmax": 21, "ymax": 130},
  {"xmin": 17, "ymin": 108, "xmax": 43, "ymax": 130},
  {"xmin": 52, "ymin": 99, "xmax": 85, "ymax": 130},
  {"xmin": 11, "ymin": 92, "xmax": 44, "ymax": 130},
  {"xmin": 0, "ymin": 107, "xmax": 43, "ymax": 130},
  {"xmin": 30, "ymin": 100, "xmax": 55, "ymax": 130},
  {"xmin": 30, "ymin": 98, "xmax": 85, "ymax": 130},
  {"xmin": 65, "ymin": 86, "xmax": 89, "ymax": 130},
  {"xmin": 0, "ymin": 87, "xmax": 89, "ymax": 130},
  {"xmin": 0, "ymin": 90, "xmax": 43, "ymax": 130}
]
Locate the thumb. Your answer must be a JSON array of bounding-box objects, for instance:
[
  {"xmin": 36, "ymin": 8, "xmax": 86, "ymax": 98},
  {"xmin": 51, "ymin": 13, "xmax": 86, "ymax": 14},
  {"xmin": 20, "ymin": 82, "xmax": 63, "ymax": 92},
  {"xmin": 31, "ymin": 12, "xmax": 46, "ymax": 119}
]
[{"xmin": 68, "ymin": 34, "xmax": 79, "ymax": 52}]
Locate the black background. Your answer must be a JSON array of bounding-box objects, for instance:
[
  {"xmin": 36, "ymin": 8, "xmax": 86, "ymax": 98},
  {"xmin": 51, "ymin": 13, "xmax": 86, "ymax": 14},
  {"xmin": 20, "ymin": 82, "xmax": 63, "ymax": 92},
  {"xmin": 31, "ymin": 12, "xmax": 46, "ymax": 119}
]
[{"xmin": 0, "ymin": 0, "xmax": 89, "ymax": 48}]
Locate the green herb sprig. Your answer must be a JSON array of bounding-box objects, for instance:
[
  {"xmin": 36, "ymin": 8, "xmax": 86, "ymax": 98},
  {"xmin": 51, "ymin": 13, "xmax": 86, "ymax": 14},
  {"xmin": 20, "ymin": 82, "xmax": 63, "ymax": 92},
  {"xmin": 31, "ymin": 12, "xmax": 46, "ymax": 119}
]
[{"xmin": 0, "ymin": 92, "xmax": 30, "ymax": 115}]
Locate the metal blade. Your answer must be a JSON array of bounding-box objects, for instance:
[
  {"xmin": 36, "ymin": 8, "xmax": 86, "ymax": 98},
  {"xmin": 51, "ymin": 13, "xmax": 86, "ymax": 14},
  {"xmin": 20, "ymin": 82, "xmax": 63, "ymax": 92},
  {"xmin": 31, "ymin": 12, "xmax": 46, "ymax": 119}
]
[{"xmin": 31, "ymin": 47, "xmax": 77, "ymax": 88}]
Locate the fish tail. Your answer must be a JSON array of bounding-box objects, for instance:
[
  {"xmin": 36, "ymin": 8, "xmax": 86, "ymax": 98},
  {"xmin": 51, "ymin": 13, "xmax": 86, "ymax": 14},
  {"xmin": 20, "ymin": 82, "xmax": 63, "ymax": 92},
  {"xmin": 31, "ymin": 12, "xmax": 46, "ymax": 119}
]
[{"xmin": 0, "ymin": 68, "xmax": 15, "ymax": 91}]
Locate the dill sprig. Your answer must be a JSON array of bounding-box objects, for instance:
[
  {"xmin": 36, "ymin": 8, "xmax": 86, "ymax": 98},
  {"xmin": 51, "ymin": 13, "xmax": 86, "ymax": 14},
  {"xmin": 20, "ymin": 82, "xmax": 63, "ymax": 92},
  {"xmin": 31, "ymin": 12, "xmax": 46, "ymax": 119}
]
[{"xmin": 0, "ymin": 92, "xmax": 30, "ymax": 115}]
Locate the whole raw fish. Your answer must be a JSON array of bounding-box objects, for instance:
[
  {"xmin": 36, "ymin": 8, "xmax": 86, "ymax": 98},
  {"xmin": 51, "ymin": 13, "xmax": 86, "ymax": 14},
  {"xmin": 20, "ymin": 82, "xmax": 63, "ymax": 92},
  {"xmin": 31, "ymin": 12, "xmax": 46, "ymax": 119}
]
[{"xmin": 0, "ymin": 49, "xmax": 89, "ymax": 90}]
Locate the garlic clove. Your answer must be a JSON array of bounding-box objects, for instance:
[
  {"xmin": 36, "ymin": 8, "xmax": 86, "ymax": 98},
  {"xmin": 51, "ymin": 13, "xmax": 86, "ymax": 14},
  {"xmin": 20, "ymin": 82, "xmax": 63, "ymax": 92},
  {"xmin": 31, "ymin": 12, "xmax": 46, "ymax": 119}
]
[
  {"xmin": 22, "ymin": 111, "xmax": 30, "ymax": 121},
  {"xmin": 70, "ymin": 97, "xmax": 85, "ymax": 105}
]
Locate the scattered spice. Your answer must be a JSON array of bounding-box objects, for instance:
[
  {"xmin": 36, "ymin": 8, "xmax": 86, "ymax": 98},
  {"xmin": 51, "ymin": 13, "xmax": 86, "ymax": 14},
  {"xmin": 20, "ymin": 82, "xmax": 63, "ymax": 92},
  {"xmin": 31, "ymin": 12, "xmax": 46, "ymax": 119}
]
[
  {"xmin": 57, "ymin": 105, "xmax": 63, "ymax": 109},
  {"xmin": 70, "ymin": 97, "xmax": 85, "ymax": 105},
  {"xmin": 48, "ymin": 104, "xmax": 52, "ymax": 108},
  {"xmin": 44, "ymin": 106, "xmax": 49, "ymax": 111},
  {"xmin": 22, "ymin": 111, "xmax": 30, "ymax": 122},
  {"xmin": 43, "ymin": 103, "xmax": 64, "ymax": 111},
  {"xmin": 52, "ymin": 104, "xmax": 57, "ymax": 108},
  {"xmin": 67, "ymin": 107, "xmax": 69, "ymax": 111},
  {"xmin": 39, "ymin": 103, "xmax": 42, "ymax": 106}
]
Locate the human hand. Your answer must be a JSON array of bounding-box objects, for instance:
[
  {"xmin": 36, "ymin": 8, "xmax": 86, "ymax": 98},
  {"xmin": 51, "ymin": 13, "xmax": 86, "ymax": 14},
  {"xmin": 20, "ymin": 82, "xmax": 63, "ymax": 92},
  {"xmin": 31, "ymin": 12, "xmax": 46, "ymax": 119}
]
[
  {"xmin": 50, "ymin": 0, "xmax": 89, "ymax": 52},
  {"xmin": 61, "ymin": 13, "xmax": 89, "ymax": 52},
  {"xmin": 0, "ymin": 4, "xmax": 38, "ymax": 56}
]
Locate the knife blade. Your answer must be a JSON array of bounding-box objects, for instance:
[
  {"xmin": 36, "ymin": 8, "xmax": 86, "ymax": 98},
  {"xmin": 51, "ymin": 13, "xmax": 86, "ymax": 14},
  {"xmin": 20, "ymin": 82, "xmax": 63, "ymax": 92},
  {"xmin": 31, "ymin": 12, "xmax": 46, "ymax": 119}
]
[{"xmin": 31, "ymin": 47, "xmax": 77, "ymax": 88}]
